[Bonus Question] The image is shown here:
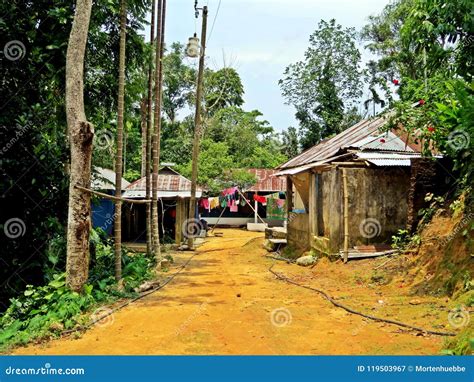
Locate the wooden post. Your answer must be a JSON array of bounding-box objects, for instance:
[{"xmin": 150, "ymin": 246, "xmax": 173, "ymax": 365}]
[
  {"xmin": 286, "ymin": 176, "xmax": 293, "ymax": 227},
  {"xmin": 342, "ymin": 168, "xmax": 349, "ymax": 263},
  {"xmin": 315, "ymin": 173, "xmax": 320, "ymax": 236},
  {"xmin": 175, "ymin": 197, "xmax": 183, "ymax": 244},
  {"xmin": 254, "ymin": 192, "xmax": 258, "ymax": 224},
  {"xmin": 308, "ymin": 172, "xmax": 317, "ymax": 241}
]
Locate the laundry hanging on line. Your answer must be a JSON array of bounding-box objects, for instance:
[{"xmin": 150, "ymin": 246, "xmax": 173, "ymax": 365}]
[
  {"xmin": 209, "ymin": 197, "xmax": 220, "ymax": 210},
  {"xmin": 199, "ymin": 187, "xmax": 243, "ymax": 212},
  {"xmin": 253, "ymin": 194, "xmax": 267, "ymax": 204},
  {"xmin": 200, "ymin": 198, "xmax": 210, "ymax": 211}
]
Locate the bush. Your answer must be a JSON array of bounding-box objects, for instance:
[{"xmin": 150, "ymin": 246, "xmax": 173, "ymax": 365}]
[{"xmin": 0, "ymin": 228, "xmax": 156, "ymax": 352}]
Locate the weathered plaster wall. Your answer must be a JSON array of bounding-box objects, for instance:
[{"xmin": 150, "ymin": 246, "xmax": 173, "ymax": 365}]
[
  {"xmin": 287, "ymin": 212, "xmax": 310, "ymax": 251},
  {"xmin": 317, "ymin": 166, "xmax": 411, "ymax": 252},
  {"xmin": 345, "ymin": 166, "xmax": 411, "ymax": 247}
]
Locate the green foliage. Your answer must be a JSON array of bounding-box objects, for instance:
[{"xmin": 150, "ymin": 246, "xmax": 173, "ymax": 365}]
[
  {"xmin": 441, "ymin": 330, "xmax": 473, "ymax": 355},
  {"xmin": 363, "ymin": 0, "xmax": 473, "ymax": 197},
  {"xmin": 279, "ymin": 19, "xmax": 363, "ymax": 148},
  {"xmin": 418, "ymin": 193, "xmax": 445, "ymax": 224},
  {"xmin": 0, "ymin": 229, "xmax": 155, "ymax": 352},
  {"xmin": 176, "ymin": 106, "xmax": 287, "ymax": 192},
  {"xmin": 370, "ymin": 270, "xmax": 389, "ymax": 285},
  {"xmin": 177, "ymin": 139, "xmax": 252, "ymax": 193},
  {"xmin": 389, "ymin": 77, "xmax": 473, "ymax": 190},
  {"xmin": 280, "ymin": 126, "xmax": 300, "ymax": 158},
  {"xmin": 361, "ymin": 0, "xmax": 473, "ymax": 81},
  {"xmin": 0, "ymin": 273, "xmax": 96, "ymax": 352},
  {"xmin": 205, "ymin": 67, "xmax": 244, "ymax": 113},
  {"xmin": 399, "ymin": 0, "xmax": 473, "ymax": 80},
  {"xmin": 158, "ymin": 48, "xmax": 286, "ymax": 187},
  {"xmin": 0, "ymin": 0, "xmax": 150, "ymax": 309},
  {"xmin": 162, "ymin": 42, "xmax": 196, "ymax": 123},
  {"xmin": 281, "ymin": 245, "xmax": 300, "ymax": 260},
  {"xmin": 361, "ymin": 0, "xmax": 418, "ymax": 80},
  {"xmin": 391, "ymin": 229, "xmax": 421, "ymax": 250}
]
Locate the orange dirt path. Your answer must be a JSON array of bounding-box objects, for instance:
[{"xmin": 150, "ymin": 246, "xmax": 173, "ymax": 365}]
[{"xmin": 15, "ymin": 229, "xmax": 445, "ymax": 355}]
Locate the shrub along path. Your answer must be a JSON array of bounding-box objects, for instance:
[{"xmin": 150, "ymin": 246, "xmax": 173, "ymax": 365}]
[{"xmin": 15, "ymin": 229, "xmax": 447, "ymax": 355}]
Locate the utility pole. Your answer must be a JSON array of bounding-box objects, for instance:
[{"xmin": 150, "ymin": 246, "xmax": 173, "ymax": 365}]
[{"xmin": 188, "ymin": 5, "xmax": 208, "ymax": 249}]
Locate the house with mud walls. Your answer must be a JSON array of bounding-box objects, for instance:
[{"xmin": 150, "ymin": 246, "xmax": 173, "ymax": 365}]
[{"xmin": 274, "ymin": 113, "xmax": 449, "ymax": 260}]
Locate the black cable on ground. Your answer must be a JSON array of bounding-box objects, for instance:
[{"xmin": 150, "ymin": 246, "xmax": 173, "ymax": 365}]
[
  {"xmin": 268, "ymin": 263, "xmax": 456, "ymax": 337},
  {"xmin": 61, "ymin": 252, "xmax": 198, "ymax": 336}
]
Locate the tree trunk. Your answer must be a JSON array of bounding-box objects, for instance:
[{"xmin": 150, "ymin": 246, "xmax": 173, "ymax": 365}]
[
  {"xmin": 65, "ymin": 0, "xmax": 94, "ymax": 292},
  {"xmin": 152, "ymin": 0, "xmax": 166, "ymax": 261},
  {"xmin": 145, "ymin": 0, "xmax": 156, "ymax": 256},
  {"xmin": 140, "ymin": 97, "xmax": 147, "ymax": 177},
  {"xmin": 114, "ymin": 0, "xmax": 127, "ymax": 281}
]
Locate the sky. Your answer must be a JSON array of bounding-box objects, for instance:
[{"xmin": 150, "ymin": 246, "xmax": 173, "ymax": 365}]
[{"xmin": 161, "ymin": 0, "xmax": 392, "ymax": 132}]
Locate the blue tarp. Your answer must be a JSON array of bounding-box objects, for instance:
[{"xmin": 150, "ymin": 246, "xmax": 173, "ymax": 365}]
[{"xmin": 91, "ymin": 193, "xmax": 115, "ymax": 236}]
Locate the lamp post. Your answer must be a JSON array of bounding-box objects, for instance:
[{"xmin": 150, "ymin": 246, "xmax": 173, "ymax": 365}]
[{"xmin": 187, "ymin": 4, "xmax": 208, "ymax": 249}]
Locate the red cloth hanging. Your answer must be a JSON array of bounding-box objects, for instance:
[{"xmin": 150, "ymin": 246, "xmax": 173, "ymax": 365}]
[{"xmin": 253, "ymin": 194, "xmax": 266, "ymax": 203}]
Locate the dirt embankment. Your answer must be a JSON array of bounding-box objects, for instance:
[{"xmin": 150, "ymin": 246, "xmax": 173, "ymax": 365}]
[{"xmin": 387, "ymin": 209, "xmax": 473, "ymax": 298}]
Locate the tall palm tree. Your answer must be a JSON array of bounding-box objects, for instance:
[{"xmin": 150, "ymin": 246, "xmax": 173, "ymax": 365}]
[
  {"xmin": 152, "ymin": 0, "xmax": 166, "ymax": 261},
  {"xmin": 114, "ymin": 0, "xmax": 127, "ymax": 281},
  {"xmin": 145, "ymin": 0, "xmax": 156, "ymax": 256}
]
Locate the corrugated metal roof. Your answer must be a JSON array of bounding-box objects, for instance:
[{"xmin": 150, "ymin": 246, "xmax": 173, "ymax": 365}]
[
  {"xmin": 355, "ymin": 152, "xmax": 423, "ymax": 167},
  {"xmin": 354, "ymin": 131, "xmax": 415, "ymax": 153},
  {"xmin": 273, "ymin": 156, "xmax": 343, "ymax": 176},
  {"xmin": 365, "ymin": 159, "xmax": 412, "ymax": 166},
  {"xmin": 279, "ymin": 116, "xmax": 389, "ymax": 169},
  {"xmin": 123, "ymin": 167, "xmax": 202, "ymax": 198},
  {"xmin": 91, "ymin": 167, "xmax": 130, "ymax": 191},
  {"xmin": 245, "ymin": 169, "xmax": 287, "ymax": 192},
  {"xmin": 123, "ymin": 190, "xmax": 203, "ymax": 198},
  {"xmin": 356, "ymin": 152, "xmax": 422, "ymax": 160},
  {"xmin": 348, "ymin": 131, "xmax": 414, "ymax": 152}
]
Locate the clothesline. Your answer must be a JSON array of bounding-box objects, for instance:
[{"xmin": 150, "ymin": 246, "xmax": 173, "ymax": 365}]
[{"xmin": 199, "ymin": 188, "xmax": 285, "ymax": 214}]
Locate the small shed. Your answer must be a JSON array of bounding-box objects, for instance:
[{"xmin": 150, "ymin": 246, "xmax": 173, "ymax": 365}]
[
  {"xmin": 275, "ymin": 115, "xmax": 447, "ymax": 259},
  {"xmin": 91, "ymin": 167, "xmax": 130, "ymax": 235},
  {"xmin": 121, "ymin": 166, "xmax": 202, "ymax": 244}
]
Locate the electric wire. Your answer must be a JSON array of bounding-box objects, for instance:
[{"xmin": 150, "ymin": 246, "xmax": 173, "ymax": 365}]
[
  {"xmin": 206, "ymin": 0, "xmax": 221, "ymax": 44},
  {"xmin": 268, "ymin": 263, "xmax": 456, "ymax": 337}
]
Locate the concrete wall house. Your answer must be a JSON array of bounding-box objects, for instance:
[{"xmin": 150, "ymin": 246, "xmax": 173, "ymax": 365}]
[{"xmin": 275, "ymin": 114, "xmax": 448, "ymax": 259}]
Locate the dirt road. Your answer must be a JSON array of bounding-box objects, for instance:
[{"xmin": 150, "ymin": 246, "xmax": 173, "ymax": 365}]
[{"xmin": 16, "ymin": 229, "xmax": 445, "ymax": 355}]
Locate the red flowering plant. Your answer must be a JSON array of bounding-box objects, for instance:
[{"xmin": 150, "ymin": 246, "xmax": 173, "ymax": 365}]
[{"xmin": 386, "ymin": 74, "xmax": 473, "ymax": 187}]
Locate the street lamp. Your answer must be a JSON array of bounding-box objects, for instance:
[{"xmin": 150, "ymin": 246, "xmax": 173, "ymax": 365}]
[{"xmin": 186, "ymin": 34, "xmax": 200, "ymax": 58}]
